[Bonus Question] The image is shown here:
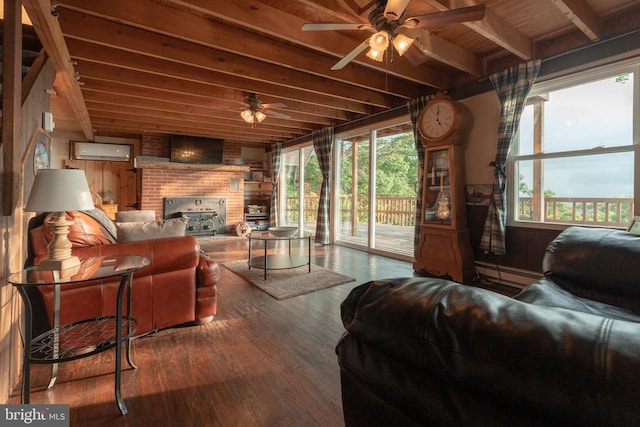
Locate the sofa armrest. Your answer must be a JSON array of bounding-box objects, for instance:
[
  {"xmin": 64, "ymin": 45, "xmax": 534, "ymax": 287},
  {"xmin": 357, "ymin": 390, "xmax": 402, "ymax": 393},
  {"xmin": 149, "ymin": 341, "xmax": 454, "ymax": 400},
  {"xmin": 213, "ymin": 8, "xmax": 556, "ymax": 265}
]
[
  {"xmin": 197, "ymin": 253, "xmax": 221, "ymax": 288},
  {"xmin": 339, "ymin": 277, "xmax": 640, "ymax": 425}
]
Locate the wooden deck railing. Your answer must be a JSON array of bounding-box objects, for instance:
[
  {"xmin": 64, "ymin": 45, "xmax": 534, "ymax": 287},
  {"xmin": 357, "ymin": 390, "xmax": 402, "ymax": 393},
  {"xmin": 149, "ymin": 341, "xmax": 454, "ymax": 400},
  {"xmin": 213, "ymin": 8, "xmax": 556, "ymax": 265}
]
[
  {"xmin": 284, "ymin": 196, "xmax": 417, "ymax": 227},
  {"xmin": 284, "ymin": 195, "xmax": 634, "ymax": 228},
  {"xmin": 518, "ymin": 197, "xmax": 634, "ymax": 227}
]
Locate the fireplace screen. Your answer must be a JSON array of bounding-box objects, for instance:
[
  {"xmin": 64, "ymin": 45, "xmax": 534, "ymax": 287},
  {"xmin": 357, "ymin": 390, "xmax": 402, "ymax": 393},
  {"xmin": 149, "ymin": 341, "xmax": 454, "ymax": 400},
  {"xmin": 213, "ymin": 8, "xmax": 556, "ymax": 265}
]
[{"xmin": 163, "ymin": 197, "xmax": 227, "ymax": 236}]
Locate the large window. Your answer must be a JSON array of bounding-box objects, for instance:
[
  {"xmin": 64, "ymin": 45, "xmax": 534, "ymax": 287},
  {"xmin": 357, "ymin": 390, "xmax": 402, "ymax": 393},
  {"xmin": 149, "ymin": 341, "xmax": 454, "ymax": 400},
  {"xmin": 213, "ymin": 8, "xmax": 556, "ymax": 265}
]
[{"xmin": 509, "ymin": 60, "xmax": 639, "ymax": 228}]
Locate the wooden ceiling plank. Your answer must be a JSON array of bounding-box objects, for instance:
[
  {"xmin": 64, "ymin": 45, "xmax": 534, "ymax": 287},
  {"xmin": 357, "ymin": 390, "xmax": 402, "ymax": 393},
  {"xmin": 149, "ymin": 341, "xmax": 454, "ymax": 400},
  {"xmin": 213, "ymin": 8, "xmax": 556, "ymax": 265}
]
[
  {"xmin": 80, "ymin": 78, "xmax": 352, "ymax": 122},
  {"xmin": 58, "ymin": 10, "xmax": 421, "ymax": 101},
  {"xmin": 75, "ymin": 60, "xmax": 377, "ymax": 116},
  {"xmin": 59, "ymin": 10, "xmax": 421, "ymax": 102},
  {"xmin": 423, "ymin": 0, "xmax": 533, "ymax": 60},
  {"xmin": 56, "ymin": 0, "xmax": 448, "ymax": 88},
  {"xmin": 90, "ymin": 118, "xmax": 289, "ymax": 143},
  {"xmin": 409, "ymin": 29, "xmax": 481, "ymax": 75},
  {"xmin": 550, "ymin": 0, "xmax": 602, "ymax": 41},
  {"xmin": 23, "ymin": 0, "xmax": 94, "ymax": 139},
  {"xmin": 67, "ymin": 40, "xmax": 382, "ymax": 114},
  {"xmin": 285, "ymin": 0, "xmax": 370, "ymax": 24},
  {"xmin": 84, "ymin": 92, "xmax": 323, "ymax": 129},
  {"xmin": 163, "ymin": 0, "xmax": 449, "ymax": 86},
  {"xmin": 88, "ymin": 112, "xmax": 302, "ymax": 140},
  {"xmin": 85, "ymin": 101, "xmax": 315, "ymax": 132}
]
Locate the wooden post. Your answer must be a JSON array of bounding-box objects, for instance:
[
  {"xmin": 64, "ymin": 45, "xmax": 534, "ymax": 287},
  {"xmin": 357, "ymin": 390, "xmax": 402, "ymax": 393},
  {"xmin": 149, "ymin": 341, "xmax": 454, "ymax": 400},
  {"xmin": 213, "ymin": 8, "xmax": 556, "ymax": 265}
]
[
  {"xmin": 351, "ymin": 142, "xmax": 358, "ymax": 236},
  {"xmin": 2, "ymin": 0, "xmax": 22, "ymax": 215}
]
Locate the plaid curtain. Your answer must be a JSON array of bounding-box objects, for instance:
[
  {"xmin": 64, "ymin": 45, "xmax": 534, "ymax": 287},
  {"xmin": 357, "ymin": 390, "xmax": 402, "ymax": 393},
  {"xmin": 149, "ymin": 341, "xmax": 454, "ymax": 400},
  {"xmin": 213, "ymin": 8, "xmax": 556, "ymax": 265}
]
[
  {"xmin": 269, "ymin": 142, "xmax": 282, "ymax": 227},
  {"xmin": 313, "ymin": 127, "xmax": 334, "ymax": 244},
  {"xmin": 480, "ymin": 60, "xmax": 541, "ymax": 255},
  {"xmin": 407, "ymin": 95, "xmax": 431, "ymax": 251}
]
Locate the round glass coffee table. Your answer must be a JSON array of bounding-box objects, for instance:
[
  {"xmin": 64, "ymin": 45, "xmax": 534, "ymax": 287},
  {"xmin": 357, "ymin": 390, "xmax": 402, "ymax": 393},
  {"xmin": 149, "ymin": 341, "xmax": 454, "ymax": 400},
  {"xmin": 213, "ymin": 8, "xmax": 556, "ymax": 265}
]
[{"xmin": 247, "ymin": 230, "xmax": 312, "ymax": 280}]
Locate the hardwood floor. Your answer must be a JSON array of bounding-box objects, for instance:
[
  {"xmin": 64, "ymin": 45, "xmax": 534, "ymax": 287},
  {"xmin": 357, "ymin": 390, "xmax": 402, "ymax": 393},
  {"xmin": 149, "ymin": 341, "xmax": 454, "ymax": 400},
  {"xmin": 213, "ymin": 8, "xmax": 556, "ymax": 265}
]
[{"xmin": 9, "ymin": 239, "xmax": 419, "ymax": 426}]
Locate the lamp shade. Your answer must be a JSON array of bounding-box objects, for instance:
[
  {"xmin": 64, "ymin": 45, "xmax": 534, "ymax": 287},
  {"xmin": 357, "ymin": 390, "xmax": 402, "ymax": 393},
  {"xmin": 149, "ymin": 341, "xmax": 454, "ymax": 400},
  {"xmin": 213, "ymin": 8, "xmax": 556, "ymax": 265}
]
[
  {"xmin": 369, "ymin": 31, "xmax": 389, "ymax": 51},
  {"xmin": 392, "ymin": 33, "xmax": 414, "ymax": 56},
  {"xmin": 26, "ymin": 169, "xmax": 94, "ymax": 212}
]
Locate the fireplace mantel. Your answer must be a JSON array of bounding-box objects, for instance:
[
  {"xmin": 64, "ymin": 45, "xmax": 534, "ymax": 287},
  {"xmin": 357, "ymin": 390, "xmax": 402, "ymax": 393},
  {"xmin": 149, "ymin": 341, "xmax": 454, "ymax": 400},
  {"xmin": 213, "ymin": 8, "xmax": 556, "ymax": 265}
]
[{"xmin": 136, "ymin": 160, "xmax": 249, "ymax": 173}]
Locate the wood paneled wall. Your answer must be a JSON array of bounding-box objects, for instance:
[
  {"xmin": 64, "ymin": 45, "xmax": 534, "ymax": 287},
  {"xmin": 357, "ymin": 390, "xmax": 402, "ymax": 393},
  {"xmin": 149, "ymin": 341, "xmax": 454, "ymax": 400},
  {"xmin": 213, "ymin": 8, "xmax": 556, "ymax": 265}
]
[
  {"xmin": 1, "ymin": 53, "xmax": 56, "ymax": 404},
  {"xmin": 63, "ymin": 158, "xmax": 136, "ymax": 209}
]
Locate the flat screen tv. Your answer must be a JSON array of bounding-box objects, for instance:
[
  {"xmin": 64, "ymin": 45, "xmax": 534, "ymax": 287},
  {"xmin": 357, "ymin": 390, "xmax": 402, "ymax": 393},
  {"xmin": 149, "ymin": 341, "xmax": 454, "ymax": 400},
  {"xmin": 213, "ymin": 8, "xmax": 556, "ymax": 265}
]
[{"xmin": 170, "ymin": 135, "xmax": 224, "ymax": 164}]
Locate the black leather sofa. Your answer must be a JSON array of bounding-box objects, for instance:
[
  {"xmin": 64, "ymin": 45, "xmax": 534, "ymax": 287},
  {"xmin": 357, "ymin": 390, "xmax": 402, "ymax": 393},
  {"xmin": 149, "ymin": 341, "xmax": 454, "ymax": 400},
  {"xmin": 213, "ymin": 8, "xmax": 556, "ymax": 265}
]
[{"xmin": 336, "ymin": 226, "xmax": 640, "ymax": 426}]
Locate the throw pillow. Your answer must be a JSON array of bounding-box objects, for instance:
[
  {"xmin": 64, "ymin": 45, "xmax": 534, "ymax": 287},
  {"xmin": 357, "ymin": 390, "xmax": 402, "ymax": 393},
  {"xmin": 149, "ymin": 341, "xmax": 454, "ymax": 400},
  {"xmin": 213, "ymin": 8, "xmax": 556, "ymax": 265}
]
[
  {"xmin": 115, "ymin": 210, "xmax": 157, "ymax": 223},
  {"xmin": 116, "ymin": 217, "xmax": 189, "ymax": 242},
  {"xmin": 82, "ymin": 208, "xmax": 118, "ymax": 241}
]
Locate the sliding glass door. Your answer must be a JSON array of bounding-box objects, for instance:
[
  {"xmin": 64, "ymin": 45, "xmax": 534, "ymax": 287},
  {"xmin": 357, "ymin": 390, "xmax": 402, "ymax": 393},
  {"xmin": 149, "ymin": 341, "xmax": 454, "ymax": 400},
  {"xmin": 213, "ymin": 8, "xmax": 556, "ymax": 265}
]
[
  {"xmin": 372, "ymin": 122, "xmax": 417, "ymax": 256},
  {"xmin": 335, "ymin": 131, "xmax": 370, "ymax": 247},
  {"xmin": 334, "ymin": 119, "xmax": 416, "ymax": 259},
  {"xmin": 280, "ymin": 116, "xmax": 417, "ymax": 260}
]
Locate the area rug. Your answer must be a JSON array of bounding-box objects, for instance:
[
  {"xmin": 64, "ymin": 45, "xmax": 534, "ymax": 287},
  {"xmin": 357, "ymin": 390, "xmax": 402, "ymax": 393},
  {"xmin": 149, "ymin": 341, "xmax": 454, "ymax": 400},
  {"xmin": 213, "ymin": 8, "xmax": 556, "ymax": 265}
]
[{"xmin": 222, "ymin": 260, "xmax": 356, "ymax": 300}]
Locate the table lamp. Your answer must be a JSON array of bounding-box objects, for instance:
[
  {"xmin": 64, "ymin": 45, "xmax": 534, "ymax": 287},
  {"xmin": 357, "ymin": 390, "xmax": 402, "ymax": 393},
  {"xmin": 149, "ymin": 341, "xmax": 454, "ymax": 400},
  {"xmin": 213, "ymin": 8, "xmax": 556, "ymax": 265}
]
[{"xmin": 25, "ymin": 169, "xmax": 95, "ymax": 270}]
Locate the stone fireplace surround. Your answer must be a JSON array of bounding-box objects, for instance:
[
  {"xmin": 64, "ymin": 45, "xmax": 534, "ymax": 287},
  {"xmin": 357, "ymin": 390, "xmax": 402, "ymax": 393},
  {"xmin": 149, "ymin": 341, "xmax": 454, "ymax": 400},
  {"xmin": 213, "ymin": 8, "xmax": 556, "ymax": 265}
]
[{"xmin": 137, "ymin": 161, "xmax": 248, "ymax": 234}]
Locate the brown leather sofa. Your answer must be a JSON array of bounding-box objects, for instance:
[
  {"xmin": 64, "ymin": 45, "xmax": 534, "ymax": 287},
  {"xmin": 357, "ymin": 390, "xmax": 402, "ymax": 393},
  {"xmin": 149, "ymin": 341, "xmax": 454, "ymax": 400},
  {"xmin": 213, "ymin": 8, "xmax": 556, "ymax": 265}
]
[
  {"xmin": 336, "ymin": 226, "xmax": 640, "ymax": 426},
  {"xmin": 27, "ymin": 210, "xmax": 221, "ymax": 336}
]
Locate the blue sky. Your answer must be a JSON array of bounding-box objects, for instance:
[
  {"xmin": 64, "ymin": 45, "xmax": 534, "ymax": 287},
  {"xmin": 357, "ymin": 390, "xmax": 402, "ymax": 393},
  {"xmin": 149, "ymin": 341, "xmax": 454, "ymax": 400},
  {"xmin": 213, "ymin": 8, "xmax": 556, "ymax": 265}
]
[{"xmin": 517, "ymin": 73, "xmax": 635, "ymax": 198}]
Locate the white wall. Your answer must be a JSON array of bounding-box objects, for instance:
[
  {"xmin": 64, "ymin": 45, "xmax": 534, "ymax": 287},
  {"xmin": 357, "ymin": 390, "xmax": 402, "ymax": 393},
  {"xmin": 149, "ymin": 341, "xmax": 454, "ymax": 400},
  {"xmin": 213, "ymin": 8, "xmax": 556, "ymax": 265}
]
[{"xmin": 461, "ymin": 91, "xmax": 501, "ymax": 185}]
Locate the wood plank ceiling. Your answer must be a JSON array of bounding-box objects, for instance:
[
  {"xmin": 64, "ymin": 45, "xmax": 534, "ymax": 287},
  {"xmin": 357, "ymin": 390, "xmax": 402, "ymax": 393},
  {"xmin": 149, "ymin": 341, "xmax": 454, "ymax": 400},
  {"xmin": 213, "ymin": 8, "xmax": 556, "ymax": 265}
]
[{"xmin": 22, "ymin": 0, "xmax": 640, "ymax": 148}]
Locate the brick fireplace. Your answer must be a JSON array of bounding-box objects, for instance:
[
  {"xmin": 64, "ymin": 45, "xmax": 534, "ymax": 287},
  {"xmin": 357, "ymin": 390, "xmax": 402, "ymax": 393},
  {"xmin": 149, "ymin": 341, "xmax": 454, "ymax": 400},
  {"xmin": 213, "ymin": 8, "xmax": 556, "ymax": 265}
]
[{"xmin": 137, "ymin": 161, "xmax": 247, "ymax": 234}]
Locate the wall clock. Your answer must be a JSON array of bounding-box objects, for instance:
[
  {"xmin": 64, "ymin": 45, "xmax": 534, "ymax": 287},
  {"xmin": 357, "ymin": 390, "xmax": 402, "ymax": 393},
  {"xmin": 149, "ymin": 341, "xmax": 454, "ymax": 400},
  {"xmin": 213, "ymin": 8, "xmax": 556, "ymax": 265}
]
[
  {"xmin": 418, "ymin": 94, "xmax": 471, "ymax": 143},
  {"xmin": 33, "ymin": 141, "xmax": 49, "ymax": 175}
]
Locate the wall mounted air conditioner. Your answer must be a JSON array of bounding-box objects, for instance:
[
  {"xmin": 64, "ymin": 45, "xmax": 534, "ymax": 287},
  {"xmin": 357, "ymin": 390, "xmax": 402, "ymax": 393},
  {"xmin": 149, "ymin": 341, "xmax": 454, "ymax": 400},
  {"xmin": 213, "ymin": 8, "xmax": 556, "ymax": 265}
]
[{"xmin": 73, "ymin": 142, "xmax": 131, "ymax": 162}]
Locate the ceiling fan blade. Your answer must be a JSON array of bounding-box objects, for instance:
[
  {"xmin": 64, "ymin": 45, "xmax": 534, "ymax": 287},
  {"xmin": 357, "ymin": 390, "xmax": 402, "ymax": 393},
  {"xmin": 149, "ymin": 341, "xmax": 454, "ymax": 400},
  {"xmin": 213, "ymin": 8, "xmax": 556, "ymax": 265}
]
[
  {"xmin": 330, "ymin": 39, "xmax": 370, "ymax": 70},
  {"xmin": 262, "ymin": 102, "xmax": 287, "ymax": 109},
  {"xmin": 405, "ymin": 5, "xmax": 486, "ymax": 29},
  {"xmin": 265, "ymin": 110, "xmax": 291, "ymax": 120},
  {"xmin": 302, "ymin": 23, "xmax": 373, "ymax": 31},
  {"xmin": 401, "ymin": 45, "xmax": 428, "ymax": 66},
  {"xmin": 384, "ymin": 0, "xmax": 410, "ymax": 21}
]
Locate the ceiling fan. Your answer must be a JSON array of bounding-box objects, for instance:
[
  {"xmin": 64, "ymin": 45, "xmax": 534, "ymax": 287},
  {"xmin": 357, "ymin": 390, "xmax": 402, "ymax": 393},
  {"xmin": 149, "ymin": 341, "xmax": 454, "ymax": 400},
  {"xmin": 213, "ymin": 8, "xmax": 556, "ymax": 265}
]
[
  {"xmin": 240, "ymin": 93, "xmax": 290, "ymax": 125},
  {"xmin": 302, "ymin": 0, "xmax": 486, "ymax": 70}
]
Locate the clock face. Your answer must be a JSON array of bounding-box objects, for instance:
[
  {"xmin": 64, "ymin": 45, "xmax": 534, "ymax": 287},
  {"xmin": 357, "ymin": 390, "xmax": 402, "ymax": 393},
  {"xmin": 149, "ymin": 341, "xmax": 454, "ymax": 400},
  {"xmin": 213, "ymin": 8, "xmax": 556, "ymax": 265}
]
[{"xmin": 420, "ymin": 100, "xmax": 455, "ymax": 140}]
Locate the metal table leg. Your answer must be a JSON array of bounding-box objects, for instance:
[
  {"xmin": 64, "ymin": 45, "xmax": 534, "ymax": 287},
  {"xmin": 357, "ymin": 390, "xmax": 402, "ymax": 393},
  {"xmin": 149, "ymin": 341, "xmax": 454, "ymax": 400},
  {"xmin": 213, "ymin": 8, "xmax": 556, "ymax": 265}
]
[
  {"xmin": 16, "ymin": 288, "xmax": 33, "ymax": 405},
  {"xmin": 115, "ymin": 272, "xmax": 134, "ymax": 416},
  {"xmin": 263, "ymin": 238, "xmax": 268, "ymax": 280},
  {"xmin": 47, "ymin": 282, "xmax": 60, "ymax": 390}
]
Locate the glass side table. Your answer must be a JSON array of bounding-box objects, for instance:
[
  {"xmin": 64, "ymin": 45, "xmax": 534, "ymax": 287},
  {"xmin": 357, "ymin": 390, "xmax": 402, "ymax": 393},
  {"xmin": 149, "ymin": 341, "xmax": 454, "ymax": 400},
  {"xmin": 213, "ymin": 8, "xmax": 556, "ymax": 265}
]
[{"xmin": 8, "ymin": 254, "xmax": 150, "ymax": 416}]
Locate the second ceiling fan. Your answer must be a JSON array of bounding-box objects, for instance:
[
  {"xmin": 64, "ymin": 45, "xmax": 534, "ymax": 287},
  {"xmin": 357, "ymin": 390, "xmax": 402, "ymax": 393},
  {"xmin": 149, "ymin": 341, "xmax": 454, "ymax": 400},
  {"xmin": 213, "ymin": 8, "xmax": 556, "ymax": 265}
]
[
  {"xmin": 302, "ymin": 0, "xmax": 486, "ymax": 70},
  {"xmin": 240, "ymin": 93, "xmax": 290, "ymax": 126}
]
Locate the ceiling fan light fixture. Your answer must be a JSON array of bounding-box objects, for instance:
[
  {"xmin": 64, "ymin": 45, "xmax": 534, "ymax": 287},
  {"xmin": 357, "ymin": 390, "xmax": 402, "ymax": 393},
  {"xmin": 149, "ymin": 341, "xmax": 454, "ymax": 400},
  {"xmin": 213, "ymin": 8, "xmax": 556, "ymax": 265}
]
[
  {"xmin": 240, "ymin": 109, "xmax": 254, "ymax": 123},
  {"xmin": 241, "ymin": 109, "xmax": 267, "ymax": 124},
  {"xmin": 392, "ymin": 33, "xmax": 414, "ymax": 56},
  {"xmin": 366, "ymin": 48, "xmax": 384, "ymax": 62},
  {"xmin": 254, "ymin": 111, "xmax": 266, "ymax": 122},
  {"xmin": 369, "ymin": 31, "xmax": 389, "ymax": 51}
]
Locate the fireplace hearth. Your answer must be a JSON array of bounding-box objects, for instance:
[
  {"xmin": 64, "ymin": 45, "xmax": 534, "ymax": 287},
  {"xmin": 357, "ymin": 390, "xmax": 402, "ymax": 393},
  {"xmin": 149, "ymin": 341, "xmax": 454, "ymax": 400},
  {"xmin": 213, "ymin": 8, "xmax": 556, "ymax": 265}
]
[{"xmin": 163, "ymin": 197, "xmax": 227, "ymax": 236}]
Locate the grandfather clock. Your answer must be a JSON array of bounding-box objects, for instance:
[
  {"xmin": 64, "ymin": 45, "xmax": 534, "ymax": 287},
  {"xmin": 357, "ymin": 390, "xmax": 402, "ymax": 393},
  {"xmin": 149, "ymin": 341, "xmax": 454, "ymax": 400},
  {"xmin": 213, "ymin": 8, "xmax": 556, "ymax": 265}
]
[{"xmin": 413, "ymin": 94, "xmax": 474, "ymax": 283}]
